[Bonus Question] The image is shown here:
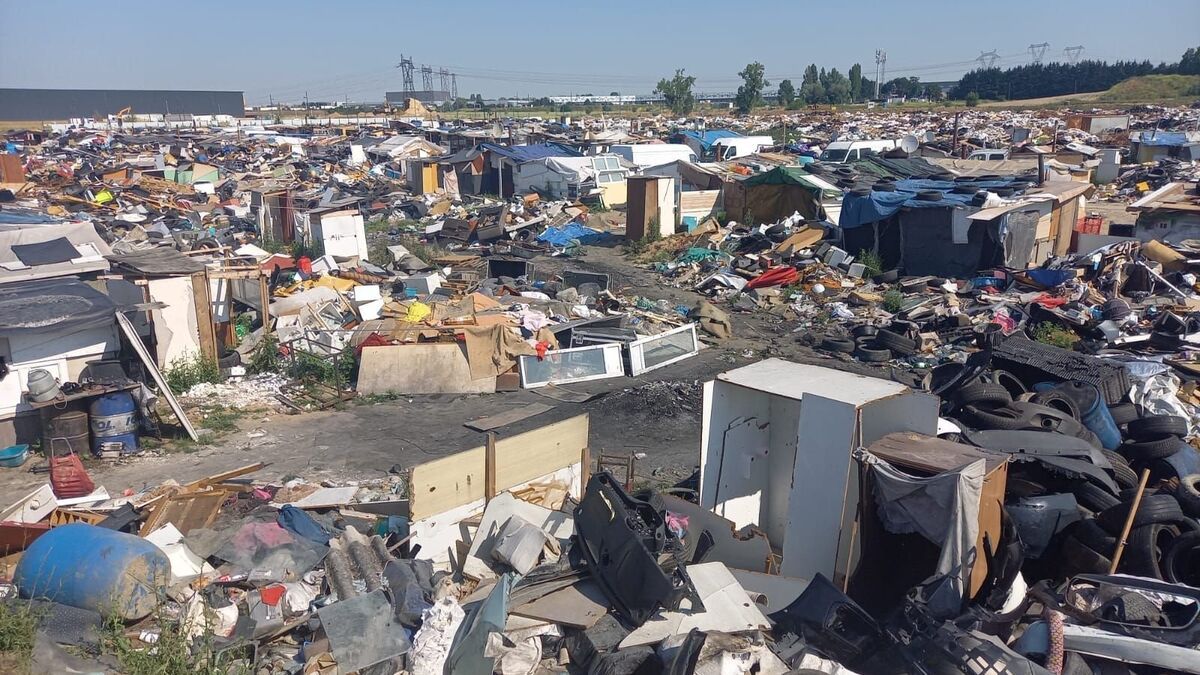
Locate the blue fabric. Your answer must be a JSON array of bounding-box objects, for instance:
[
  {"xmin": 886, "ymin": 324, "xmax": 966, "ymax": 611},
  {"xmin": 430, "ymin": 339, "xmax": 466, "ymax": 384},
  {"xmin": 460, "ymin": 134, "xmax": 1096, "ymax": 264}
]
[
  {"xmin": 480, "ymin": 142, "xmax": 581, "ymax": 163},
  {"xmin": 536, "ymin": 222, "xmax": 611, "ymax": 247},
  {"xmin": 838, "ymin": 177, "xmax": 1025, "ymax": 229},
  {"xmin": 1024, "ymin": 269, "xmax": 1074, "ymax": 288},
  {"xmin": 277, "ymin": 505, "xmax": 332, "ymax": 545}
]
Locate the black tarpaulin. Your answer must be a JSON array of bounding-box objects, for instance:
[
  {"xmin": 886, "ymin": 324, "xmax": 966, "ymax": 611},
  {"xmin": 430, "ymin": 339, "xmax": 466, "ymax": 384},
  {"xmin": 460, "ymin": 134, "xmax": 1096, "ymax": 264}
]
[
  {"xmin": 106, "ymin": 247, "xmax": 208, "ymax": 275},
  {"xmin": 12, "ymin": 236, "xmax": 80, "ymax": 266},
  {"xmin": 0, "ymin": 277, "xmax": 116, "ymax": 336}
]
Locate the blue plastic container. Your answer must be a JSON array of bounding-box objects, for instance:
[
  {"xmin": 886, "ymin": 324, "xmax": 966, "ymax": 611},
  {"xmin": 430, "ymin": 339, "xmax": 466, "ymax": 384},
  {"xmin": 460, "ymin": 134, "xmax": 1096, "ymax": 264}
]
[
  {"xmin": 89, "ymin": 392, "xmax": 138, "ymax": 456},
  {"xmin": 1033, "ymin": 381, "xmax": 1121, "ymax": 450},
  {"xmin": 15, "ymin": 523, "xmax": 170, "ymax": 619}
]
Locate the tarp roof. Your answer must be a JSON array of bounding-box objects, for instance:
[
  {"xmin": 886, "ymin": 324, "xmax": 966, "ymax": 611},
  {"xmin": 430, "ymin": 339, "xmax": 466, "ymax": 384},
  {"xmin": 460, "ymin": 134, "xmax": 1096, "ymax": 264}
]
[
  {"xmin": 839, "ymin": 177, "xmax": 1029, "ymax": 229},
  {"xmin": 0, "ymin": 220, "xmax": 112, "ymax": 284},
  {"xmin": 480, "ymin": 142, "xmax": 582, "ymax": 163},
  {"xmin": 0, "ymin": 276, "xmax": 116, "ymax": 337}
]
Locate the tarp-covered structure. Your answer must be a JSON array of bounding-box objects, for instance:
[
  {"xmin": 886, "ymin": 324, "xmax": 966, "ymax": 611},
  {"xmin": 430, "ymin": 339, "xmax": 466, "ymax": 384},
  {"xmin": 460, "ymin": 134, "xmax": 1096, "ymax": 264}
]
[
  {"xmin": 0, "ymin": 277, "xmax": 116, "ymax": 337},
  {"xmin": 727, "ymin": 166, "xmax": 827, "ymax": 224},
  {"xmin": 0, "ymin": 219, "xmax": 112, "ymax": 284}
]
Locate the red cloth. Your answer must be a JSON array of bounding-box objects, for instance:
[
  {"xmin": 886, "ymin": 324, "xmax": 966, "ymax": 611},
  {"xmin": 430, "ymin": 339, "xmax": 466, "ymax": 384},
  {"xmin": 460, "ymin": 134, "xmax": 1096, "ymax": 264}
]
[
  {"xmin": 1031, "ymin": 294, "xmax": 1068, "ymax": 309},
  {"xmin": 355, "ymin": 332, "xmax": 392, "ymax": 357},
  {"xmin": 535, "ymin": 341, "xmax": 550, "ymax": 359},
  {"xmin": 297, "ymin": 256, "xmax": 313, "ymax": 275},
  {"xmin": 745, "ymin": 265, "xmax": 799, "ymax": 290}
]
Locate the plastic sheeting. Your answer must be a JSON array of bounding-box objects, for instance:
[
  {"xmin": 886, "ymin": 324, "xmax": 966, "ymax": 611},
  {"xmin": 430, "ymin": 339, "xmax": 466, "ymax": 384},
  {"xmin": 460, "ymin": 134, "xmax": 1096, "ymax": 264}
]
[
  {"xmin": 409, "ymin": 597, "xmax": 465, "ymax": 675},
  {"xmin": 0, "ymin": 277, "xmax": 116, "ymax": 336},
  {"xmin": 838, "ymin": 178, "xmax": 1022, "ymax": 229},
  {"xmin": 859, "ymin": 451, "xmax": 985, "ymax": 618},
  {"xmin": 535, "ymin": 222, "xmax": 611, "ymax": 247}
]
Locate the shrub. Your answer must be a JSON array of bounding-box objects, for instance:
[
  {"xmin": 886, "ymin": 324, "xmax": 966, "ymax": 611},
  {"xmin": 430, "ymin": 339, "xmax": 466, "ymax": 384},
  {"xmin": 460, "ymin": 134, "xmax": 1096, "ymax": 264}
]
[
  {"xmin": 964, "ymin": 92, "xmax": 980, "ymax": 107},
  {"xmin": 1032, "ymin": 322, "xmax": 1079, "ymax": 349},
  {"xmin": 164, "ymin": 352, "xmax": 221, "ymax": 393},
  {"xmin": 857, "ymin": 249, "xmax": 883, "ymax": 277},
  {"xmin": 882, "ymin": 289, "xmax": 905, "ymax": 313}
]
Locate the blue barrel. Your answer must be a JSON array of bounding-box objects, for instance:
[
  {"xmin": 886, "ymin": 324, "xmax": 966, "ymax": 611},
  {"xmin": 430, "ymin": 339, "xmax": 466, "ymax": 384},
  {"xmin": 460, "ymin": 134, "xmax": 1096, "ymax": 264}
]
[
  {"xmin": 89, "ymin": 392, "xmax": 139, "ymax": 456},
  {"xmin": 15, "ymin": 523, "xmax": 170, "ymax": 619}
]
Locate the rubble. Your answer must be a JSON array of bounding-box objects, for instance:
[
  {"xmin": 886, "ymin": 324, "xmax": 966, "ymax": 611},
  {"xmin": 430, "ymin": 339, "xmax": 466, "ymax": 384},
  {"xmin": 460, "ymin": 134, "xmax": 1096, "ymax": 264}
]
[{"xmin": 2, "ymin": 96, "xmax": 1200, "ymax": 673}]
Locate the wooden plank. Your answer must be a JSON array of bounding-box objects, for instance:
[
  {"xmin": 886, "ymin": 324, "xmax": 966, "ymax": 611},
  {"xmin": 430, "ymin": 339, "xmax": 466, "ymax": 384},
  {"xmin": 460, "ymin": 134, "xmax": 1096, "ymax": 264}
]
[
  {"xmin": 408, "ymin": 445, "xmax": 487, "ymax": 520},
  {"xmin": 464, "ymin": 403, "xmax": 555, "ymax": 431},
  {"xmin": 115, "ymin": 312, "xmax": 199, "ymax": 441},
  {"xmin": 493, "ymin": 414, "xmax": 588, "ymax": 492},
  {"xmin": 185, "ymin": 462, "xmax": 268, "ymax": 490},
  {"xmin": 190, "ymin": 270, "xmax": 218, "ymax": 363},
  {"xmin": 140, "ymin": 491, "xmax": 226, "ymax": 535},
  {"xmin": 485, "ymin": 432, "xmax": 497, "ymax": 500},
  {"xmin": 511, "ymin": 581, "xmax": 609, "ymax": 629}
]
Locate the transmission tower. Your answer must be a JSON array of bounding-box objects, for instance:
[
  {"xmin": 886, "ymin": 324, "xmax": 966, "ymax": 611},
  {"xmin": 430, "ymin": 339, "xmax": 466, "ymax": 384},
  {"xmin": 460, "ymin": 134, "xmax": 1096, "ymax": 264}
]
[
  {"xmin": 1028, "ymin": 42, "xmax": 1049, "ymax": 63},
  {"xmin": 1064, "ymin": 45, "xmax": 1084, "ymax": 65},
  {"xmin": 873, "ymin": 49, "xmax": 887, "ymax": 99},
  {"xmin": 451, "ymin": 73, "xmax": 458, "ymax": 100},
  {"xmin": 396, "ymin": 55, "xmax": 415, "ymax": 97},
  {"xmin": 978, "ymin": 51, "xmax": 1000, "ymax": 69},
  {"xmin": 420, "ymin": 65, "xmax": 434, "ymax": 92}
]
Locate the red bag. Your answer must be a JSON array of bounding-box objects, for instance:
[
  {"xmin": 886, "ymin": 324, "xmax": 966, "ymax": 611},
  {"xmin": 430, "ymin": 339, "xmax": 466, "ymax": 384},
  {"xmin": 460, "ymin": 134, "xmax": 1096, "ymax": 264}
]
[{"xmin": 50, "ymin": 453, "xmax": 95, "ymax": 499}]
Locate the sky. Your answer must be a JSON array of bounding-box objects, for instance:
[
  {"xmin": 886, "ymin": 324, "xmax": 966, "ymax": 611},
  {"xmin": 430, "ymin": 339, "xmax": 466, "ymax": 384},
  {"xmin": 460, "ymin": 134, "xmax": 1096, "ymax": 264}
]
[{"xmin": 2, "ymin": 0, "xmax": 1197, "ymax": 105}]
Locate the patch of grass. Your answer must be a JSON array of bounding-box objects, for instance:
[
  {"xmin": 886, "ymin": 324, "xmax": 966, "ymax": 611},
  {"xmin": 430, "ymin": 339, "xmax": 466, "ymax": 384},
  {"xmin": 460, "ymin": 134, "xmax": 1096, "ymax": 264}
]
[
  {"xmin": 1032, "ymin": 321, "xmax": 1080, "ymax": 349},
  {"xmin": 882, "ymin": 289, "xmax": 905, "ymax": 314},
  {"xmin": 287, "ymin": 346, "xmax": 358, "ymax": 390},
  {"xmin": 0, "ymin": 600, "xmax": 40, "ymax": 672},
  {"xmin": 197, "ymin": 406, "xmax": 242, "ymax": 433},
  {"xmin": 101, "ymin": 608, "xmax": 249, "ymax": 675},
  {"xmin": 1100, "ymin": 74, "xmax": 1200, "ymax": 102},
  {"xmin": 856, "ymin": 249, "xmax": 883, "ymax": 277},
  {"xmin": 163, "ymin": 352, "xmax": 221, "ymax": 394}
]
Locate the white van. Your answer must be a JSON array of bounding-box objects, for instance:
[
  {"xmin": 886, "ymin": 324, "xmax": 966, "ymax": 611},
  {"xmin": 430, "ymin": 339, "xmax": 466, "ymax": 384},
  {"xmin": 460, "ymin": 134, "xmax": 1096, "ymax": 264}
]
[
  {"xmin": 610, "ymin": 143, "xmax": 697, "ymax": 169},
  {"xmin": 967, "ymin": 148, "xmax": 1010, "ymax": 161},
  {"xmin": 818, "ymin": 139, "xmax": 900, "ymax": 163},
  {"xmin": 712, "ymin": 135, "xmax": 775, "ymax": 161}
]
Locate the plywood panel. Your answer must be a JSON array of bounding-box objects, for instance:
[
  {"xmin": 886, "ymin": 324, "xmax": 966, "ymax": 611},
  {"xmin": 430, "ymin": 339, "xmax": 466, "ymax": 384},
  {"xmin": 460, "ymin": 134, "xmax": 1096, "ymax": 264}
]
[
  {"xmin": 357, "ymin": 344, "xmax": 496, "ymax": 395},
  {"xmin": 409, "ymin": 446, "xmax": 487, "ymax": 520},
  {"xmin": 494, "ymin": 414, "xmax": 588, "ymax": 490}
]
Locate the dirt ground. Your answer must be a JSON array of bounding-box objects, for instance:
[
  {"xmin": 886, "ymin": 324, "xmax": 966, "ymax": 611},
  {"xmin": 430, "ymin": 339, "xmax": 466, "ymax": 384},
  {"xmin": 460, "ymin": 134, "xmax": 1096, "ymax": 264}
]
[{"xmin": 0, "ymin": 239, "xmax": 907, "ymax": 500}]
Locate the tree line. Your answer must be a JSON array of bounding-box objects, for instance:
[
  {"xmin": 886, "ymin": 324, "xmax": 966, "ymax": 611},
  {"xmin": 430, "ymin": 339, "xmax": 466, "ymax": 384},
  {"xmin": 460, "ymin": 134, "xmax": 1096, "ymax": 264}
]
[{"xmin": 652, "ymin": 46, "xmax": 1199, "ymax": 115}]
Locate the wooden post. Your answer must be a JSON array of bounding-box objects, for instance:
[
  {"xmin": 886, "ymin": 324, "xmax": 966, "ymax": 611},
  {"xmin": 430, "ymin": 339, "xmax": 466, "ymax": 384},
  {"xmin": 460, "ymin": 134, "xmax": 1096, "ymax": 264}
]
[
  {"xmin": 191, "ymin": 271, "xmax": 218, "ymax": 364},
  {"xmin": 484, "ymin": 431, "xmax": 497, "ymax": 501},
  {"xmin": 580, "ymin": 446, "xmax": 591, "ymax": 497},
  {"xmin": 258, "ymin": 271, "xmax": 271, "ymax": 329},
  {"xmin": 1109, "ymin": 468, "xmax": 1151, "ymax": 573}
]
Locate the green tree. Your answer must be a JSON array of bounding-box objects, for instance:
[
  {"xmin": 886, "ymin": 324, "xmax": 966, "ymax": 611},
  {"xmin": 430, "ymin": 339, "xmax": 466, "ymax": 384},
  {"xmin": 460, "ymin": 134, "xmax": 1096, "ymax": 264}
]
[
  {"xmin": 965, "ymin": 91, "xmax": 980, "ymax": 107},
  {"xmin": 655, "ymin": 69, "xmax": 697, "ymax": 115},
  {"xmin": 800, "ymin": 64, "xmax": 825, "ymax": 104},
  {"xmin": 825, "ymin": 68, "xmax": 852, "ymax": 104},
  {"xmin": 1180, "ymin": 47, "xmax": 1200, "ymax": 75},
  {"xmin": 849, "ymin": 63, "xmax": 863, "ymax": 101},
  {"xmin": 777, "ymin": 79, "xmax": 796, "ymax": 107},
  {"xmin": 735, "ymin": 62, "xmax": 769, "ymax": 114}
]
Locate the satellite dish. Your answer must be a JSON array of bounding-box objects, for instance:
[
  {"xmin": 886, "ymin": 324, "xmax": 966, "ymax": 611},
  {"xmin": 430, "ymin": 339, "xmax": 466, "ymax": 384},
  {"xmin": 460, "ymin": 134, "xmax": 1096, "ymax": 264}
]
[{"xmin": 900, "ymin": 135, "xmax": 919, "ymax": 154}]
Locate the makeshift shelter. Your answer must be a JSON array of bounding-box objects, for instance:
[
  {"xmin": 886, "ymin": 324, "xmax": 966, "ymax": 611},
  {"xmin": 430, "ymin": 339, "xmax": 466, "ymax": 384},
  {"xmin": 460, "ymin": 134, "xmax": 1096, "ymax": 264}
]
[
  {"xmin": 479, "ymin": 143, "xmax": 584, "ymax": 199},
  {"xmin": 0, "ymin": 277, "xmax": 119, "ymax": 445},
  {"xmin": 727, "ymin": 166, "xmax": 827, "ymax": 225},
  {"xmin": 0, "ymin": 218, "xmax": 112, "ymax": 284}
]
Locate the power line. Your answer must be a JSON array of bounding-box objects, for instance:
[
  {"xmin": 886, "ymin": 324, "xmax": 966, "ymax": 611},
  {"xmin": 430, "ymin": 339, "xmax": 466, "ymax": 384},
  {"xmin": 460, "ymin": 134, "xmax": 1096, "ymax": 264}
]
[{"xmin": 1029, "ymin": 42, "xmax": 1050, "ymax": 63}]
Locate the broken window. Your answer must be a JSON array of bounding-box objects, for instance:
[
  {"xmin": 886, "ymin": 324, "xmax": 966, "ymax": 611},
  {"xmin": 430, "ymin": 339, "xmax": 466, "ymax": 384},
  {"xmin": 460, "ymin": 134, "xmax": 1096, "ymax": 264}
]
[
  {"xmin": 628, "ymin": 324, "xmax": 699, "ymax": 376},
  {"xmin": 518, "ymin": 343, "xmax": 624, "ymax": 388}
]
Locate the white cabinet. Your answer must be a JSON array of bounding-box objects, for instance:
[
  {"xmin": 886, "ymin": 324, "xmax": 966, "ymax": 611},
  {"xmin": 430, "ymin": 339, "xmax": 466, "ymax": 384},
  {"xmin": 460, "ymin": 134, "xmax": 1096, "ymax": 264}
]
[{"xmin": 699, "ymin": 359, "xmax": 938, "ymax": 583}]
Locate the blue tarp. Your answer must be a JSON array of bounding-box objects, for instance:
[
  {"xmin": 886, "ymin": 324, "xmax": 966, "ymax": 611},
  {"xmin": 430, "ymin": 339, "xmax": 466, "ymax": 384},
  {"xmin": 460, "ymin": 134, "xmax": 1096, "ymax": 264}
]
[
  {"xmin": 536, "ymin": 222, "xmax": 611, "ymax": 247},
  {"xmin": 1136, "ymin": 132, "xmax": 1188, "ymax": 147},
  {"xmin": 676, "ymin": 129, "xmax": 741, "ymax": 152},
  {"xmin": 480, "ymin": 142, "xmax": 581, "ymax": 163},
  {"xmin": 838, "ymin": 178, "xmax": 1024, "ymax": 229}
]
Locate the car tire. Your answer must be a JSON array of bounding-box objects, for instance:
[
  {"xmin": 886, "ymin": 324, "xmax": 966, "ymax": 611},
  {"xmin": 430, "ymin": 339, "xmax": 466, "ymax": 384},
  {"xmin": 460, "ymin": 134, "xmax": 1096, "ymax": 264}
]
[
  {"xmin": 954, "ymin": 381, "xmax": 1012, "ymax": 408},
  {"xmin": 1102, "ymin": 298, "xmax": 1131, "ymax": 321},
  {"xmin": 1121, "ymin": 523, "xmax": 1181, "ymax": 580},
  {"xmin": 1097, "ymin": 494, "xmax": 1186, "ymax": 534},
  {"xmin": 1101, "ymin": 450, "xmax": 1140, "ymax": 489},
  {"xmin": 1119, "ymin": 434, "xmax": 1184, "ymax": 462},
  {"xmin": 989, "ymin": 369, "xmax": 1027, "ymax": 398},
  {"xmin": 1107, "ymin": 402, "xmax": 1139, "ymax": 426},
  {"xmin": 1175, "ymin": 474, "xmax": 1200, "ymax": 518},
  {"xmin": 1162, "ymin": 530, "xmax": 1200, "ymax": 585},
  {"xmin": 854, "ymin": 345, "xmax": 892, "ymax": 363},
  {"xmin": 961, "ymin": 404, "xmax": 1029, "ymax": 430},
  {"xmin": 1030, "ymin": 390, "xmax": 1081, "ymax": 420},
  {"xmin": 1071, "ymin": 518, "xmax": 1117, "ymax": 555},
  {"xmin": 875, "ymin": 329, "xmax": 917, "ymax": 356},
  {"xmin": 821, "ymin": 336, "xmax": 856, "ymax": 353},
  {"xmin": 1128, "ymin": 415, "xmax": 1187, "ymax": 439},
  {"xmin": 1071, "ymin": 480, "xmax": 1121, "ymax": 512}
]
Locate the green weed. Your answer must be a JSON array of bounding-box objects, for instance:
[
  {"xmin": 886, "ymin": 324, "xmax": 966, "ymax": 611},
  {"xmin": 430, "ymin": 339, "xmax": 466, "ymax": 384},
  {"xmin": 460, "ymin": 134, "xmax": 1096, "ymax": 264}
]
[
  {"xmin": 1032, "ymin": 322, "xmax": 1079, "ymax": 349},
  {"xmin": 246, "ymin": 334, "xmax": 282, "ymax": 375},
  {"xmin": 163, "ymin": 352, "xmax": 221, "ymax": 394},
  {"xmin": 882, "ymin": 290, "xmax": 905, "ymax": 314},
  {"xmin": 0, "ymin": 600, "xmax": 40, "ymax": 672},
  {"xmin": 101, "ymin": 608, "xmax": 250, "ymax": 675},
  {"xmin": 857, "ymin": 249, "xmax": 883, "ymax": 277}
]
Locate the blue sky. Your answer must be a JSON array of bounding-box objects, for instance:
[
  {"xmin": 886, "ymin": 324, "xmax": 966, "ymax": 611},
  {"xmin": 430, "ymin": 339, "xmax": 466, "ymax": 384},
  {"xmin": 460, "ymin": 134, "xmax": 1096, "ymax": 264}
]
[{"xmin": 2, "ymin": 0, "xmax": 1197, "ymax": 104}]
